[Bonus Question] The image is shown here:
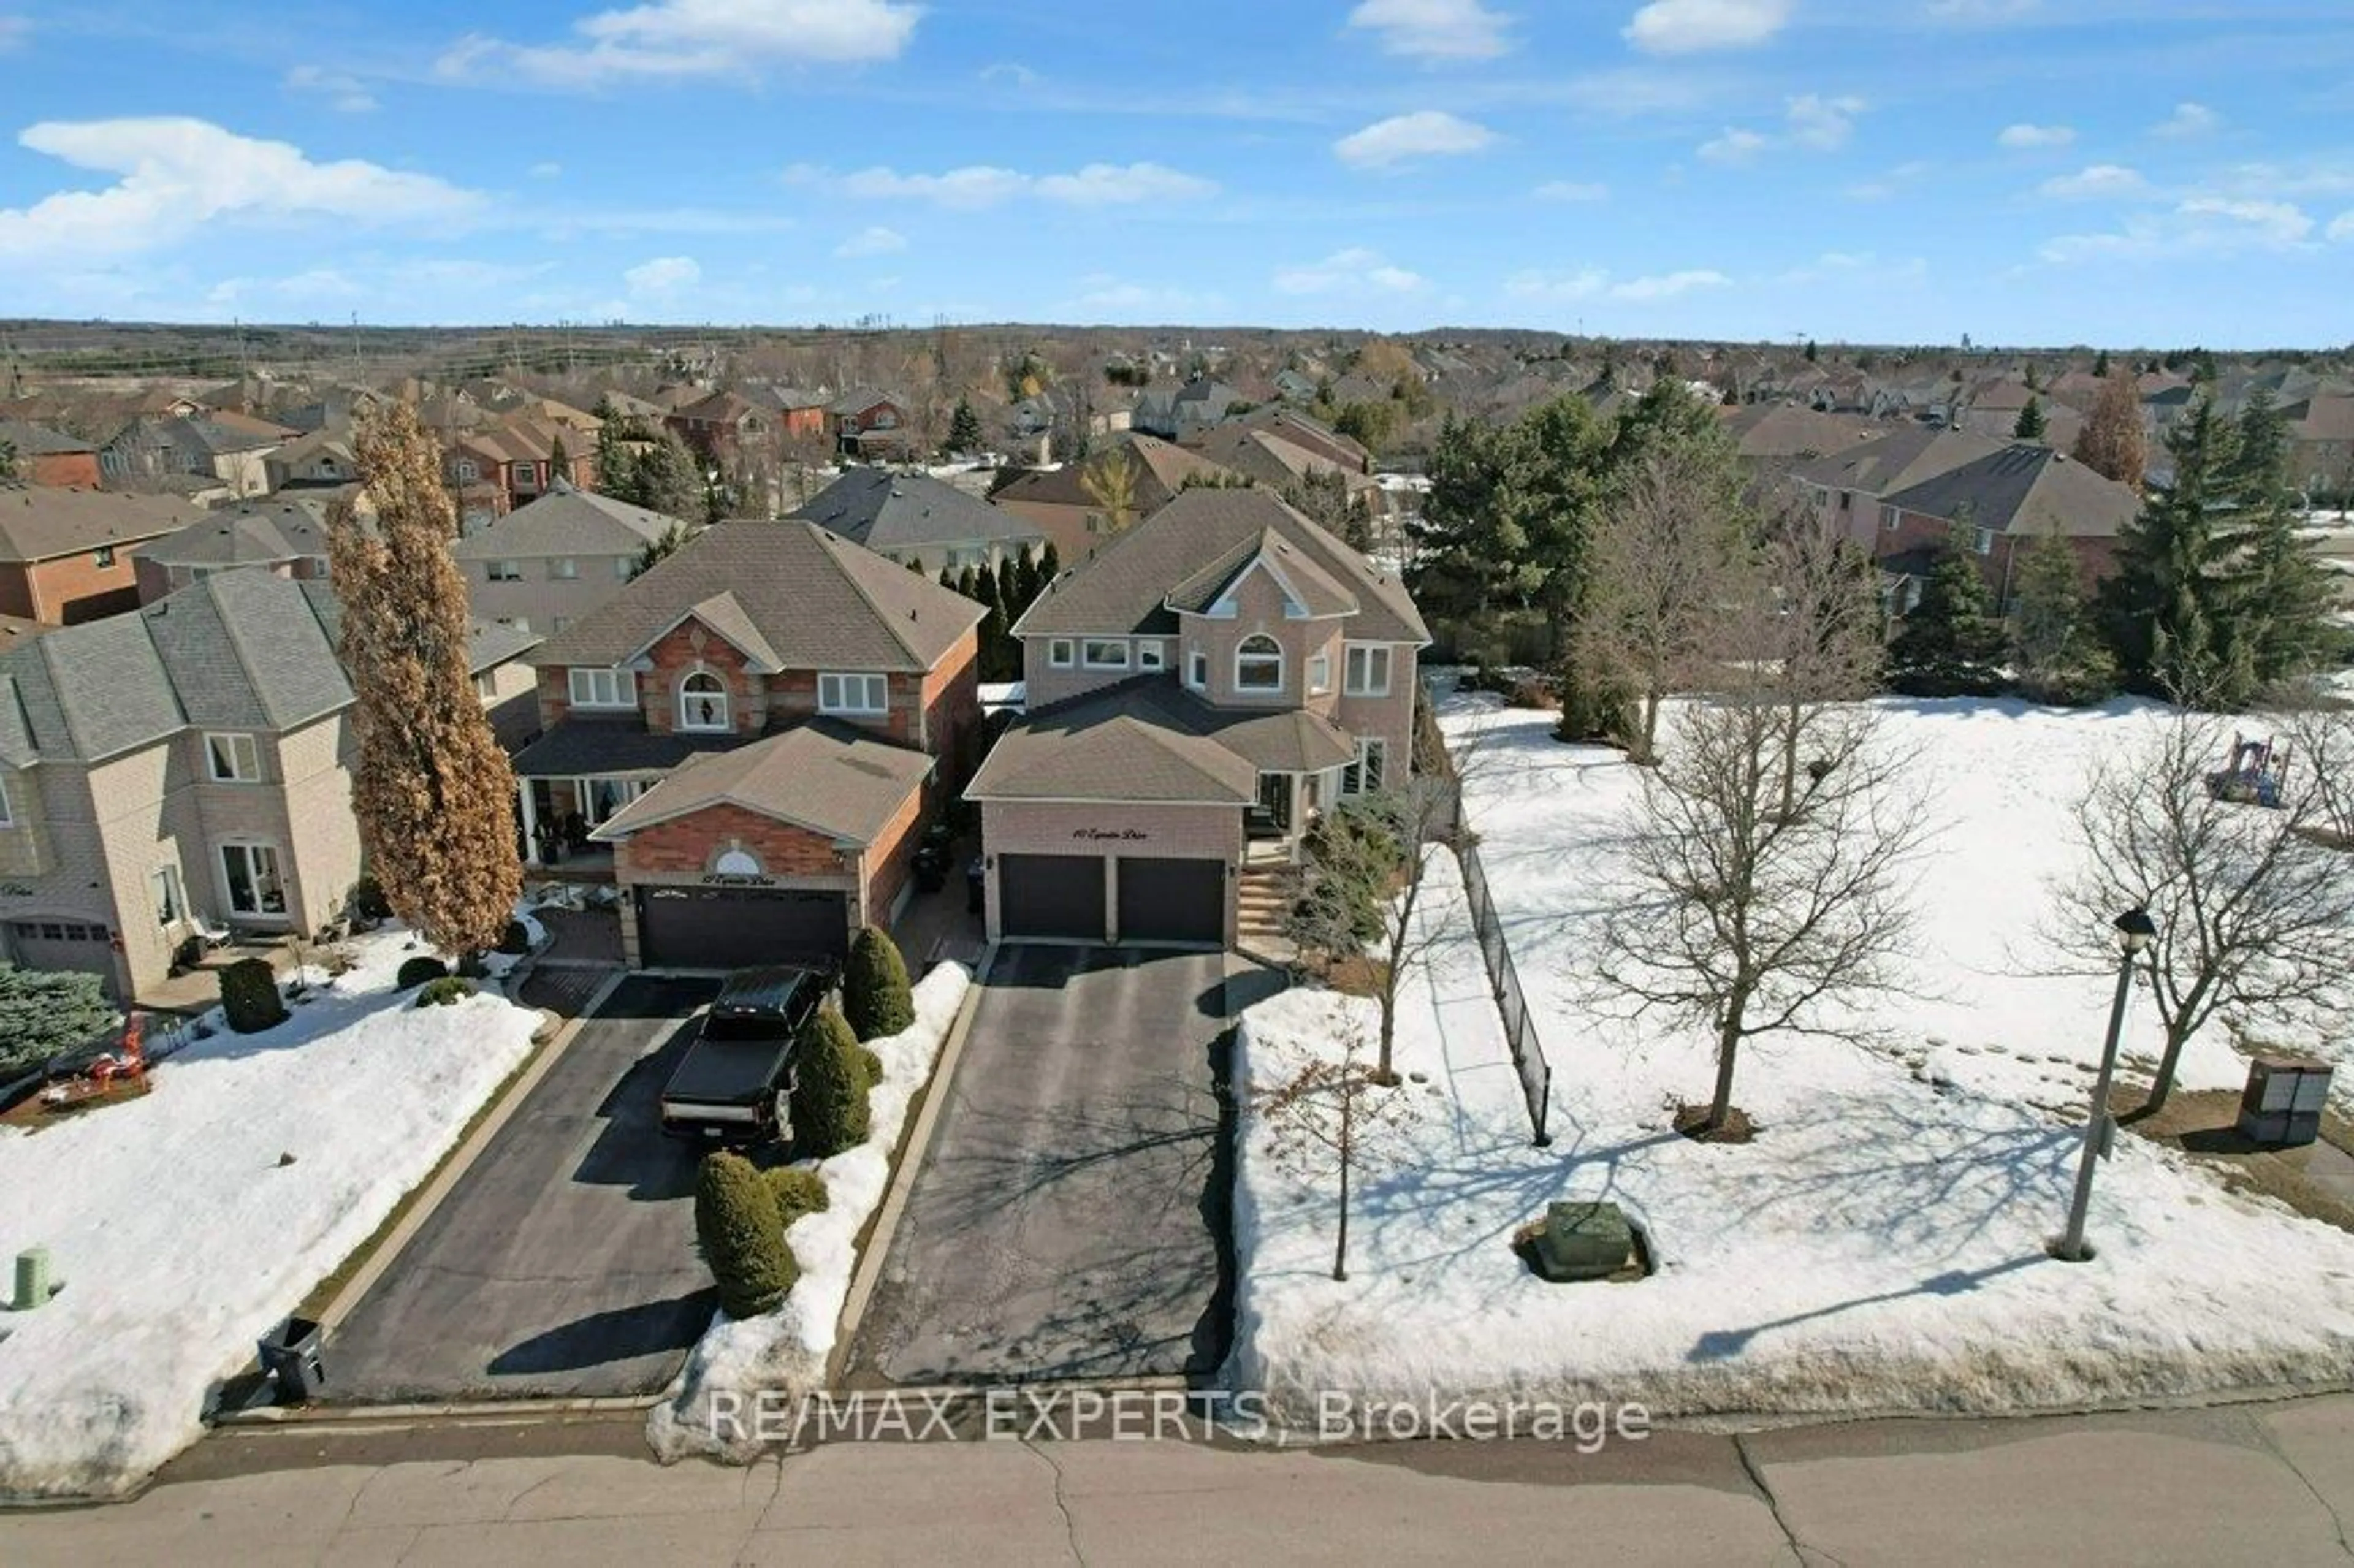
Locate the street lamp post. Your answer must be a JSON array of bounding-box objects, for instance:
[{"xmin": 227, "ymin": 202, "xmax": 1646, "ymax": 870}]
[{"xmin": 2055, "ymin": 907, "xmax": 2157, "ymax": 1262}]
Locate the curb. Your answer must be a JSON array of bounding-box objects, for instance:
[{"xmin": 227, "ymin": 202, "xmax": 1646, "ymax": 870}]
[
  {"xmin": 315, "ymin": 967, "xmax": 628, "ymax": 1333},
  {"xmin": 215, "ymin": 1393, "xmax": 661, "ymax": 1429},
  {"xmin": 827, "ymin": 944, "xmax": 997, "ymax": 1383}
]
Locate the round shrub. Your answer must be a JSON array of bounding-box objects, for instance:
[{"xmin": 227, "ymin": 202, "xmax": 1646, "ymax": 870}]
[
  {"xmin": 414, "ymin": 976, "xmax": 476, "ymax": 1008},
  {"xmin": 842, "ymin": 925, "xmax": 915, "ymax": 1041},
  {"xmin": 495, "ymin": 919, "xmax": 532, "ymax": 956},
  {"xmin": 696, "ymin": 1151, "xmax": 797, "ymax": 1319},
  {"xmin": 395, "ymin": 956, "xmax": 449, "ymax": 989},
  {"xmin": 788, "ymin": 1005, "xmax": 871, "ymax": 1158},
  {"xmin": 350, "ymin": 875, "xmax": 393, "ymax": 922},
  {"xmin": 857, "ymin": 1046, "xmax": 885, "ymax": 1089},
  {"xmin": 764, "ymin": 1166, "xmax": 832, "ymax": 1227},
  {"xmin": 218, "ymin": 957, "xmax": 288, "ymax": 1035}
]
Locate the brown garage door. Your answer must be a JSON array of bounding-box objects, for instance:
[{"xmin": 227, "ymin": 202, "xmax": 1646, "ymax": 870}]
[
  {"xmin": 1115, "ymin": 858, "xmax": 1225, "ymax": 947},
  {"xmin": 9, "ymin": 919, "xmax": 120, "ymax": 997},
  {"xmin": 635, "ymin": 886, "xmax": 850, "ymax": 970},
  {"xmin": 999, "ymin": 854, "xmax": 1104, "ymax": 942}
]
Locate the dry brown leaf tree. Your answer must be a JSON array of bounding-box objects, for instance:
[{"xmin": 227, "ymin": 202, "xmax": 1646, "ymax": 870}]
[
  {"xmin": 329, "ymin": 401, "xmax": 523, "ymax": 958},
  {"xmin": 2072, "ymin": 367, "xmax": 2149, "ymax": 490},
  {"xmin": 2047, "ymin": 710, "xmax": 2354, "ymax": 1114}
]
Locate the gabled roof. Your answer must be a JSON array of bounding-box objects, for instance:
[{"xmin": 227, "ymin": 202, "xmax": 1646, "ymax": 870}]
[
  {"xmin": 966, "ymin": 682, "xmax": 1260, "ymax": 805},
  {"xmin": 449, "ymin": 485, "xmax": 687, "ymax": 561},
  {"xmin": 988, "ymin": 433, "xmax": 1234, "ymax": 512},
  {"xmin": 0, "ymin": 485, "xmax": 205, "ymax": 563},
  {"xmin": 1164, "ymin": 527, "xmax": 1357, "ymax": 620},
  {"xmin": 133, "ymin": 499, "xmax": 332, "ymax": 569},
  {"xmin": 590, "ymin": 721, "xmax": 933, "ymax": 845},
  {"xmin": 1015, "ymin": 486, "xmax": 1427, "ymax": 644},
  {"xmin": 1881, "ymin": 444, "xmax": 2138, "ymax": 540},
  {"xmin": 0, "ymin": 419, "xmax": 94, "ymax": 457},
  {"xmin": 528, "ymin": 519, "xmax": 985, "ymax": 674},
  {"xmin": 1786, "ymin": 427, "xmax": 2011, "ymax": 498},
  {"xmin": 791, "ymin": 467, "xmax": 1044, "ymax": 554},
  {"xmin": 1718, "ymin": 404, "xmax": 1882, "ymax": 461},
  {"xmin": 829, "ymin": 387, "xmax": 904, "ymax": 416}
]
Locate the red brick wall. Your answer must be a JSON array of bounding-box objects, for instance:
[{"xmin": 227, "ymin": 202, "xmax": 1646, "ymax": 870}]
[
  {"xmin": 1880, "ymin": 509, "xmax": 2125, "ymax": 609},
  {"xmin": 615, "ymin": 788, "xmax": 929, "ymax": 927},
  {"xmin": 922, "ymin": 628, "xmax": 982, "ymax": 786},
  {"xmin": 0, "ymin": 549, "xmax": 151, "ymax": 623},
  {"xmin": 535, "ymin": 668, "xmax": 571, "ymax": 733},
  {"xmin": 863, "ymin": 780, "xmax": 929, "ymax": 925},
  {"xmin": 643, "ymin": 620, "xmax": 760, "ymax": 736},
  {"xmin": 29, "ymin": 452, "xmax": 101, "ymax": 488}
]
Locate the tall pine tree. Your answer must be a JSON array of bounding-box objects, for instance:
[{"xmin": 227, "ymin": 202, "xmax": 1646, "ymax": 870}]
[
  {"xmin": 2009, "ymin": 530, "xmax": 2116, "ymax": 704},
  {"xmin": 329, "ymin": 403, "xmax": 522, "ymax": 956},
  {"xmin": 2099, "ymin": 397, "xmax": 2258, "ymax": 707},
  {"xmin": 2231, "ymin": 391, "xmax": 2342, "ymax": 685},
  {"xmin": 2013, "ymin": 395, "xmax": 2048, "ymax": 442},
  {"xmin": 1888, "ymin": 520, "xmax": 2008, "ymax": 696}
]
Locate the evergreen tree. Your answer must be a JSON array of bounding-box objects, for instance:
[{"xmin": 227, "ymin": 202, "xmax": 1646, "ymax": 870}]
[
  {"xmin": 2093, "ymin": 348, "xmax": 2111, "ymax": 378},
  {"xmin": 1887, "ymin": 521, "xmax": 2008, "ymax": 696},
  {"xmin": 993, "ymin": 553, "xmax": 1019, "ymax": 623},
  {"xmin": 1804, "ymin": 338, "xmax": 1819, "ymax": 363},
  {"xmin": 954, "ymin": 564, "xmax": 980, "ymax": 603},
  {"xmin": 329, "ymin": 403, "xmax": 522, "ymax": 957},
  {"xmin": 2013, "ymin": 395, "xmax": 2048, "ymax": 442},
  {"xmin": 1012, "ymin": 542, "xmax": 1040, "ymax": 613},
  {"xmin": 633, "ymin": 430, "xmax": 701, "ymax": 519},
  {"xmin": 937, "ymin": 565, "xmax": 958, "ymax": 595},
  {"xmin": 2231, "ymin": 392, "xmax": 2344, "ymax": 685},
  {"xmin": 947, "ymin": 397, "xmax": 983, "ymax": 454},
  {"xmin": 630, "ymin": 521, "xmax": 688, "ymax": 580},
  {"xmin": 547, "ymin": 433, "xmax": 571, "ymax": 485},
  {"xmin": 2008, "ymin": 530, "xmax": 2116, "ymax": 705},
  {"xmin": 2073, "ymin": 368, "xmax": 2148, "ymax": 487},
  {"xmin": 0, "ymin": 967, "xmax": 117, "ymax": 1073},
  {"xmin": 593, "ymin": 405, "xmax": 643, "ymax": 503},
  {"xmin": 788, "ymin": 1005, "xmax": 871, "ymax": 1157},
  {"xmin": 2099, "ymin": 397, "xmax": 2258, "ymax": 706},
  {"xmin": 0, "ymin": 438, "xmax": 18, "ymax": 483},
  {"xmin": 1038, "ymin": 539, "xmax": 1060, "ymax": 585},
  {"xmin": 693, "ymin": 1151, "xmax": 796, "ymax": 1319},
  {"xmin": 842, "ymin": 926, "xmax": 915, "ymax": 1041}
]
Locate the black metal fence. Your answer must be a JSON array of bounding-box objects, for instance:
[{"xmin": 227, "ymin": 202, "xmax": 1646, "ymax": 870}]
[{"xmin": 1454, "ymin": 834, "xmax": 1553, "ymax": 1147}]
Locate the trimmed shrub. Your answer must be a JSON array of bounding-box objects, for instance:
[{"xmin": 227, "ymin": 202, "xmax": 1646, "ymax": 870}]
[
  {"xmin": 495, "ymin": 919, "xmax": 532, "ymax": 956},
  {"xmin": 0, "ymin": 966, "xmax": 117, "ymax": 1072},
  {"xmin": 857, "ymin": 1046, "xmax": 885, "ymax": 1089},
  {"xmin": 788, "ymin": 1005, "xmax": 871, "ymax": 1158},
  {"xmin": 695, "ymin": 1151, "xmax": 798, "ymax": 1319},
  {"xmin": 219, "ymin": 958, "xmax": 288, "ymax": 1034},
  {"xmin": 842, "ymin": 925, "xmax": 915, "ymax": 1041},
  {"xmin": 414, "ymin": 976, "xmax": 476, "ymax": 1008},
  {"xmin": 764, "ymin": 1166, "xmax": 832, "ymax": 1227},
  {"xmin": 395, "ymin": 955, "xmax": 449, "ymax": 989}
]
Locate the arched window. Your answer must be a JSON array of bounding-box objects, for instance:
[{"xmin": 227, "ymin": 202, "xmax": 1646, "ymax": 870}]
[
  {"xmin": 1235, "ymin": 634, "xmax": 1284, "ymax": 692},
  {"xmin": 678, "ymin": 671, "xmax": 730, "ymax": 731}
]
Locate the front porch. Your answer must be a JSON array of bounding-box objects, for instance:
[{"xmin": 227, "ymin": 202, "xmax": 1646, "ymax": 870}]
[
  {"xmin": 517, "ymin": 774, "xmax": 657, "ymax": 873},
  {"xmin": 1244, "ymin": 766, "xmax": 1347, "ymax": 865}
]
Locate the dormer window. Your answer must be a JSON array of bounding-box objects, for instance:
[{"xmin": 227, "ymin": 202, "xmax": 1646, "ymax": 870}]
[
  {"xmin": 1235, "ymin": 634, "xmax": 1284, "ymax": 693},
  {"xmin": 679, "ymin": 671, "xmax": 730, "ymax": 731}
]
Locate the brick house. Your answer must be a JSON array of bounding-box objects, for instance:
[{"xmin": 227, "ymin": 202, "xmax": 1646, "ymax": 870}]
[
  {"xmin": 443, "ymin": 417, "xmax": 600, "ymax": 530},
  {"xmin": 830, "ymin": 389, "xmax": 914, "ymax": 459},
  {"xmin": 0, "ymin": 487, "xmax": 207, "ymax": 624},
  {"xmin": 990, "ymin": 433, "xmax": 1239, "ymax": 563},
  {"xmin": 1870, "ymin": 444, "xmax": 2139, "ymax": 612},
  {"xmin": 969, "ymin": 487, "xmax": 1430, "ymax": 949},
  {"xmin": 792, "ymin": 466, "xmax": 1046, "ymax": 574},
  {"xmin": 131, "ymin": 498, "xmax": 337, "ymax": 604},
  {"xmin": 449, "ymin": 485, "xmax": 692, "ymax": 637},
  {"xmin": 0, "ymin": 421, "xmax": 102, "ymax": 489},
  {"xmin": 0, "ymin": 568, "xmax": 539, "ymax": 1002},
  {"xmin": 516, "ymin": 519, "xmax": 986, "ymax": 969}
]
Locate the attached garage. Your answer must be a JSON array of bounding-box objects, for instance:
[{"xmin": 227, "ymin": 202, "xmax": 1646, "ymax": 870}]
[
  {"xmin": 999, "ymin": 854, "xmax": 1107, "ymax": 942},
  {"xmin": 7, "ymin": 919, "xmax": 119, "ymax": 996},
  {"xmin": 1114, "ymin": 858, "xmax": 1225, "ymax": 947},
  {"xmin": 633, "ymin": 886, "xmax": 850, "ymax": 970}
]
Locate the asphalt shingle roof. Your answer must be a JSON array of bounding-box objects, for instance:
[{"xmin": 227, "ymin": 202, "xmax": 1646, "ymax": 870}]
[
  {"xmin": 0, "ymin": 486, "xmax": 205, "ymax": 563},
  {"xmin": 589, "ymin": 720, "xmax": 933, "ymax": 845},
  {"xmin": 511, "ymin": 718, "xmax": 748, "ymax": 779},
  {"xmin": 528, "ymin": 519, "xmax": 986, "ymax": 675},
  {"xmin": 1787, "ymin": 427, "xmax": 2011, "ymax": 498},
  {"xmin": 132, "ymin": 499, "xmax": 331, "ymax": 569},
  {"xmin": 1881, "ymin": 445, "xmax": 2139, "ymax": 539},
  {"xmin": 791, "ymin": 468, "xmax": 1045, "ymax": 555},
  {"xmin": 967, "ymin": 677, "xmax": 1352, "ymax": 804},
  {"xmin": 449, "ymin": 485, "xmax": 687, "ymax": 561}
]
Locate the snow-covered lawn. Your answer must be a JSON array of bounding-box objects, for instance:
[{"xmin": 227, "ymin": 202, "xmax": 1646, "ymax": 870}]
[
  {"xmin": 647, "ymin": 962, "xmax": 971, "ymax": 1463},
  {"xmin": 0, "ymin": 928, "xmax": 541, "ymax": 1499},
  {"xmin": 1229, "ymin": 698, "xmax": 2354, "ymax": 1431}
]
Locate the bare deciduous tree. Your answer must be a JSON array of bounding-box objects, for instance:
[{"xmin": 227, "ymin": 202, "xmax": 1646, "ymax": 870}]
[
  {"xmin": 1741, "ymin": 495, "xmax": 1887, "ymax": 816},
  {"xmin": 2048, "ymin": 712, "xmax": 2354, "ymax": 1114},
  {"xmin": 1252, "ymin": 1024, "xmax": 1413, "ymax": 1281},
  {"xmin": 1601, "ymin": 698, "xmax": 1929, "ymax": 1135}
]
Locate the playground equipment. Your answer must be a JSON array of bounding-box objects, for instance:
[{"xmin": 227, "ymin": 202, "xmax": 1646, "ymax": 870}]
[{"xmin": 2207, "ymin": 732, "xmax": 2290, "ymax": 809}]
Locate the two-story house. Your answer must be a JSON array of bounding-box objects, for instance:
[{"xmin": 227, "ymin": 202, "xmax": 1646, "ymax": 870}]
[
  {"xmin": 831, "ymin": 389, "xmax": 913, "ymax": 460},
  {"xmin": 968, "ymin": 487, "xmax": 1429, "ymax": 949},
  {"xmin": 989, "ymin": 433, "xmax": 1236, "ymax": 563},
  {"xmin": 0, "ymin": 421, "xmax": 102, "ymax": 489},
  {"xmin": 131, "ymin": 498, "xmax": 337, "ymax": 604},
  {"xmin": 514, "ymin": 519, "xmax": 986, "ymax": 969},
  {"xmin": 449, "ymin": 485, "xmax": 691, "ymax": 637},
  {"xmin": 792, "ymin": 467, "xmax": 1047, "ymax": 575},
  {"xmin": 0, "ymin": 568, "xmax": 539, "ymax": 1001},
  {"xmin": 100, "ymin": 414, "xmax": 288, "ymax": 498},
  {"xmin": 0, "ymin": 487, "xmax": 207, "ymax": 625}
]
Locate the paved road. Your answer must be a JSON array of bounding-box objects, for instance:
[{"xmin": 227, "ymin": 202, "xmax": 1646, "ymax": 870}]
[
  {"xmin": 323, "ymin": 976, "xmax": 720, "ymax": 1402},
  {"xmin": 11, "ymin": 1396, "xmax": 2353, "ymax": 1564},
  {"xmin": 847, "ymin": 945, "xmax": 1284, "ymax": 1385}
]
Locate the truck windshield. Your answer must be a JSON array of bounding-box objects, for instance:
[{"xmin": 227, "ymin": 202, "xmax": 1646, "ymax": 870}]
[{"xmin": 702, "ymin": 1013, "xmax": 793, "ymax": 1043}]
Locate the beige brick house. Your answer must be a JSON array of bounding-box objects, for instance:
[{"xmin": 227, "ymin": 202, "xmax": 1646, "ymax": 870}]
[
  {"xmin": 450, "ymin": 485, "xmax": 691, "ymax": 637},
  {"xmin": 969, "ymin": 487, "xmax": 1429, "ymax": 948},
  {"xmin": 0, "ymin": 568, "xmax": 539, "ymax": 1002}
]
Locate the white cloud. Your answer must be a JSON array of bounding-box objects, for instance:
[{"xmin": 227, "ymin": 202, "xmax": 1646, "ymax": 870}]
[
  {"xmin": 284, "ymin": 65, "xmax": 378, "ymax": 113},
  {"xmin": 1846, "ymin": 159, "xmax": 1931, "ymax": 201},
  {"xmin": 2038, "ymin": 163, "xmax": 2153, "ymax": 200},
  {"xmin": 840, "ymin": 161, "xmax": 1216, "ymax": 208},
  {"xmin": 1697, "ymin": 127, "xmax": 1768, "ymax": 166},
  {"xmin": 0, "ymin": 118, "xmax": 482, "ymax": 264},
  {"xmin": 1784, "ymin": 93, "xmax": 1864, "ymax": 151},
  {"xmin": 834, "ymin": 224, "xmax": 905, "ymax": 257},
  {"xmin": 1506, "ymin": 266, "xmax": 1731, "ymax": 301},
  {"xmin": 1068, "ymin": 275, "xmax": 1225, "ymax": 316},
  {"xmin": 1273, "ymin": 247, "xmax": 1428, "ymax": 297},
  {"xmin": 623, "ymin": 255, "xmax": 699, "ymax": 294},
  {"xmin": 2331, "ymin": 210, "xmax": 2354, "ymax": 244},
  {"xmin": 439, "ymin": 0, "xmax": 920, "ymax": 87},
  {"xmin": 1997, "ymin": 123, "xmax": 2073, "ymax": 150},
  {"xmin": 1533, "ymin": 180, "xmax": 1609, "ymax": 202},
  {"xmin": 2040, "ymin": 197, "xmax": 2320, "ymax": 264},
  {"xmin": 0, "ymin": 17, "xmax": 27, "ymax": 51},
  {"xmin": 1333, "ymin": 110, "xmax": 1497, "ymax": 170},
  {"xmin": 2152, "ymin": 101, "xmax": 2221, "ymax": 140},
  {"xmin": 529, "ymin": 161, "xmax": 564, "ymax": 179},
  {"xmin": 1623, "ymin": 0, "xmax": 1790, "ymax": 54},
  {"xmin": 1346, "ymin": 0, "xmax": 1513, "ymax": 60},
  {"xmin": 2174, "ymin": 197, "xmax": 2311, "ymax": 246}
]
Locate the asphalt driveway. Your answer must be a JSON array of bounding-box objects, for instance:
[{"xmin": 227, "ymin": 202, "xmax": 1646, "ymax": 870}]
[
  {"xmin": 323, "ymin": 975, "xmax": 721, "ymax": 1403},
  {"xmin": 846, "ymin": 943, "xmax": 1284, "ymax": 1386}
]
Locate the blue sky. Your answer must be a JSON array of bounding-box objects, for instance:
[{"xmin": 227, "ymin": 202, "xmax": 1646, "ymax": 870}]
[{"xmin": 0, "ymin": 0, "xmax": 2349, "ymax": 346}]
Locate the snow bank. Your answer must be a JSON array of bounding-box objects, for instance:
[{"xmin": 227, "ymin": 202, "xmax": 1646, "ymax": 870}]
[
  {"xmin": 0, "ymin": 928, "xmax": 540, "ymax": 1499},
  {"xmin": 1227, "ymin": 699, "xmax": 2354, "ymax": 1431},
  {"xmin": 646, "ymin": 962, "xmax": 971, "ymax": 1463}
]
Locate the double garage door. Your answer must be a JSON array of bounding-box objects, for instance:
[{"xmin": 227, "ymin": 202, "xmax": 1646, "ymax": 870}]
[
  {"xmin": 998, "ymin": 854, "xmax": 1224, "ymax": 947},
  {"xmin": 634, "ymin": 886, "xmax": 851, "ymax": 970},
  {"xmin": 7, "ymin": 919, "xmax": 118, "ymax": 997}
]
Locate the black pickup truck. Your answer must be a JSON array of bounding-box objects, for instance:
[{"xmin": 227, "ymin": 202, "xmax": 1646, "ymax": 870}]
[{"xmin": 657, "ymin": 964, "xmax": 836, "ymax": 1144}]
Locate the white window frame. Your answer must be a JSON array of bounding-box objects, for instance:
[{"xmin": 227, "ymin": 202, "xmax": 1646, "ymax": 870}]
[
  {"xmin": 1187, "ymin": 649, "xmax": 1208, "ymax": 690},
  {"xmin": 677, "ymin": 671, "xmax": 731, "ymax": 732},
  {"xmin": 512, "ymin": 462, "xmax": 539, "ymax": 488},
  {"xmin": 150, "ymin": 865, "xmax": 183, "ymax": 926},
  {"xmin": 455, "ymin": 459, "xmax": 479, "ymax": 483},
  {"xmin": 1137, "ymin": 641, "xmax": 1165, "ymax": 672},
  {"xmin": 818, "ymin": 672, "xmax": 889, "ymax": 716},
  {"xmin": 567, "ymin": 668, "xmax": 637, "ymax": 710},
  {"xmin": 1308, "ymin": 650, "xmax": 1331, "ymax": 695},
  {"xmin": 551, "ymin": 557, "xmax": 579, "ymax": 580},
  {"xmin": 1235, "ymin": 634, "xmax": 1284, "ymax": 693},
  {"xmin": 473, "ymin": 671, "xmax": 498, "ymax": 702},
  {"xmin": 219, "ymin": 842, "xmax": 287, "ymax": 918},
  {"xmin": 1081, "ymin": 639, "xmax": 1130, "ymax": 671},
  {"xmin": 487, "ymin": 560, "xmax": 522, "ymax": 582},
  {"xmin": 1344, "ymin": 644, "xmax": 1392, "ymax": 698},
  {"xmin": 1344, "ymin": 737, "xmax": 1389, "ymax": 796},
  {"xmin": 1048, "ymin": 638, "xmax": 1075, "ymax": 669},
  {"xmin": 1880, "ymin": 504, "xmax": 1901, "ymax": 533},
  {"xmin": 205, "ymin": 732, "xmax": 262, "ymax": 784},
  {"xmin": 1973, "ymin": 527, "xmax": 1996, "ymax": 557},
  {"xmin": 0, "ymin": 775, "xmax": 12, "ymax": 828}
]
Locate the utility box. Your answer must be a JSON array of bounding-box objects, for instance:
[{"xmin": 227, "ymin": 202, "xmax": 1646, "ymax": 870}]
[
  {"xmin": 1529, "ymin": 1201, "xmax": 1635, "ymax": 1282},
  {"xmin": 9, "ymin": 1247, "xmax": 63, "ymax": 1312},
  {"xmin": 2238, "ymin": 1057, "xmax": 2333, "ymax": 1148}
]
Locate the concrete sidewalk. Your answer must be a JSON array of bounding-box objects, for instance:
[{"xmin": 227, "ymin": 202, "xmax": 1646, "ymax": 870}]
[{"xmin": 7, "ymin": 1396, "xmax": 2348, "ymax": 1565}]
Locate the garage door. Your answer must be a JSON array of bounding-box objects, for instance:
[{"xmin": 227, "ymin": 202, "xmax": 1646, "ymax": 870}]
[
  {"xmin": 8, "ymin": 919, "xmax": 119, "ymax": 996},
  {"xmin": 635, "ymin": 886, "xmax": 850, "ymax": 970},
  {"xmin": 1115, "ymin": 858, "xmax": 1226, "ymax": 947},
  {"xmin": 999, "ymin": 854, "xmax": 1105, "ymax": 942}
]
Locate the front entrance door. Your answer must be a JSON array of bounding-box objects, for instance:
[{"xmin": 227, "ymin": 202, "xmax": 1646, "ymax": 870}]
[{"xmin": 1256, "ymin": 772, "xmax": 1292, "ymax": 832}]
